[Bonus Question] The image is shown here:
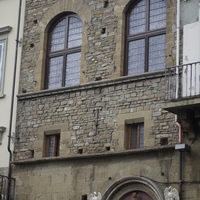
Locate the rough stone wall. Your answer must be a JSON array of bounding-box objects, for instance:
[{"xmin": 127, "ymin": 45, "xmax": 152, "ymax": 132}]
[
  {"xmin": 13, "ymin": 149, "xmax": 177, "ymax": 200},
  {"xmin": 12, "ymin": 0, "xmax": 187, "ymax": 200},
  {"xmin": 19, "ymin": 0, "xmax": 177, "ymax": 93},
  {"xmin": 14, "ymin": 74, "xmax": 177, "ymax": 161}
]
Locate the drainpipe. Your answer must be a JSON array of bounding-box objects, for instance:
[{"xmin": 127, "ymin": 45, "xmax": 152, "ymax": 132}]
[
  {"xmin": 7, "ymin": 0, "xmax": 22, "ymax": 198},
  {"xmin": 175, "ymin": 1, "xmax": 182, "ymax": 199},
  {"xmin": 175, "ymin": 121, "xmax": 182, "ymax": 144},
  {"xmin": 175, "ymin": 121, "xmax": 183, "ymax": 200},
  {"xmin": 175, "ymin": 0, "xmax": 180, "ymax": 100}
]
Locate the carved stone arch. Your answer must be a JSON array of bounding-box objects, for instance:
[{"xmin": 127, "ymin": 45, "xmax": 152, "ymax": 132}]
[
  {"xmin": 102, "ymin": 176, "xmax": 164, "ymax": 200},
  {"xmin": 33, "ymin": 0, "xmax": 91, "ymax": 91}
]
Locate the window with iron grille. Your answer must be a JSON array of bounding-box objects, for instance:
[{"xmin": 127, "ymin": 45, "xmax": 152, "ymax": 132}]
[
  {"xmin": 127, "ymin": 123, "xmax": 144, "ymax": 149},
  {"xmin": 45, "ymin": 134, "xmax": 60, "ymax": 157},
  {"xmin": 45, "ymin": 14, "xmax": 82, "ymax": 89},
  {"xmin": 125, "ymin": 0, "xmax": 166, "ymax": 75}
]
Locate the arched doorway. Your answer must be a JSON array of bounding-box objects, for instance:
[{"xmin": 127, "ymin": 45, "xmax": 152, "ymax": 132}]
[
  {"xmin": 102, "ymin": 176, "xmax": 164, "ymax": 200},
  {"xmin": 120, "ymin": 191, "xmax": 153, "ymax": 200}
]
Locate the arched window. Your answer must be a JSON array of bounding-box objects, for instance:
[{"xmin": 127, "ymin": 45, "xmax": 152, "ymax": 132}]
[
  {"xmin": 45, "ymin": 14, "xmax": 82, "ymax": 89},
  {"xmin": 125, "ymin": 0, "xmax": 166, "ymax": 75}
]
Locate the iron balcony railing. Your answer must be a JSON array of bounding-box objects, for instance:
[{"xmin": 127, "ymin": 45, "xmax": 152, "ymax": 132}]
[
  {"xmin": 165, "ymin": 61, "xmax": 200, "ymax": 100},
  {"xmin": 0, "ymin": 175, "xmax": 15, "ymax": 200}
]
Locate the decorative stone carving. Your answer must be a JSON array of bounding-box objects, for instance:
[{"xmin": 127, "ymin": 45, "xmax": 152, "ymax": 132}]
[
  {"xmin": 164, "ymin": 186, "xmax": 179, "ymax": 200},
  {"xmin": 89, "ymin": 192, "xmax": 102, "ymax": 200}
]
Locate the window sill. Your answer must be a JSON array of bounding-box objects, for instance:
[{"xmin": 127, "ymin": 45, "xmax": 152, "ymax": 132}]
[
  {"xmin": 12, "ymin": 145, "xmax": 175, "ymax": 165},
  {"xmin": 0, "ymin": 94, "xmax": 5, "ymax": 98},
  {"xmin": 17, "ymin": 70, "xmax": 165, "ymax": 100}
]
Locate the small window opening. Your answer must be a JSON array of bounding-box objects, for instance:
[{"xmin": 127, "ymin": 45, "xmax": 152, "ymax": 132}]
[
  {"xmin": 45, "ymin": 134, "xmax": 60, "ymax": 157},
  {"xmin": 127, "ymin": 123, "xmax": 144, "ymax": 149}
]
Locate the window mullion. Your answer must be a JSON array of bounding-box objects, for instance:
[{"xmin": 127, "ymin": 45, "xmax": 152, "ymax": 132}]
[
  {"xmin": 145, "ymin": 0, "xmax": 150, "ymax": 72},
  {"xmin": 62, "ymin": 17, "xmax": 69, "ymax": 87},
  {"xmin": 144, "ymin": 36, "xmax": 148, "ymax": 72}
]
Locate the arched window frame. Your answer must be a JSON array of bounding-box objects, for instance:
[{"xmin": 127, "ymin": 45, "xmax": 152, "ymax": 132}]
[
  {"xmin": 125, "ymin": 0, "xmax": 167, "ymax": 76},
  {"xmin": 45, "ymin": 13, "xmax": 82, "ymax": 89}
]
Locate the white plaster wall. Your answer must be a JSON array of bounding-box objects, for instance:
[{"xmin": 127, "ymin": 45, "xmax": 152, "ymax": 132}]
[{"xmin": 0, "ymin": 0, "xmax": 25, "ymax": 169}]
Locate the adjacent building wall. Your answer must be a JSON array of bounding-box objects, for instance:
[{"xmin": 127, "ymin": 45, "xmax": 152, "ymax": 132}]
[{"xmin": 0, "ymin": 0, "xmax": 25, "ymax": 175}]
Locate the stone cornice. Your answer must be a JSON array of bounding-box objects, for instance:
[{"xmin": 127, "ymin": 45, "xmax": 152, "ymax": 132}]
[
  {"xmin": 12, "ymin": 145, "xmax": 174, "ymax": 165},
  {"xmin": 17, "ymin": 70, "xmax": 165, "ymax": 100}
]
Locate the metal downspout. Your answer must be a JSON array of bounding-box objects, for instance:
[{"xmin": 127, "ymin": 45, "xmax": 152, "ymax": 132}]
[
  {"xmin": 174, "ymin": 1, "xmax": 182, "ymax": 198},
  {"xmin": 7, "ymin": 0, "xmax": 22, "ymax": 198},
  {"xmin": 175, "ymin": 0, "xmax": 180, "ymax": 99},
  {"xmin": 175, "ymin": 121, "xmax": 183, "ymax": 200}
]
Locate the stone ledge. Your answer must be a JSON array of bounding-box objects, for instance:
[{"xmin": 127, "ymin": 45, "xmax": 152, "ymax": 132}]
[
  {"xmin": 12, "ymin": 145, "xmax": 175, "ymax": 165},
  {"xmin": 17, "ymin": 70, "xmax": 165, "ymax": 100},
  {"xmin": 0, "ymin": 26, "xmax": 12, "ymax": 34}
]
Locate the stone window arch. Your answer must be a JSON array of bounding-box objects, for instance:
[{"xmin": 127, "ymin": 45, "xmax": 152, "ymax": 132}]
[
  {"xmin": 102, "ymin": 176, "xmax": 164, "ymax": 200},
  {"xmin": 45, "ymin": 13, "xmax": 82, "ymax": 89},
  {"xmin": 124, "ymin": 0, "xmax": 166, "ymax": 76}
]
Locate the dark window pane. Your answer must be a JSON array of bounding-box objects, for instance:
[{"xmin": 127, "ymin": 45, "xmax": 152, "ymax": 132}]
[
  {"xmin": 129, "ymin": 0, "xmax": 146, "ymax": 35},
  {"xmin": 139, "ymin": 124, "xmax": 144, "ymax": 148},
  {"xmin": 150, "ymin": 0, "xmax": 166, "ymax": 31},
  {"xmin": 128, "ymin": 39, "xmax": 145, "ymax": 75},
  {"xmin": 65, "ymin": 52, "xmax": 81, "ymax": 86},
  {"xmin": 50, "ymin": 19, "xmax": 66, "ymax": 52},
  {"xmin": 148, "ymin": 34, "xmax": 166, "ymax": 72},
  {"xmin": 48, "ymin": 135, "xmax": 55, "ymax": 157},
  {"xmin": 68, "ymin": 17, "xmax": 82, "ymax": 48},
  {"xmin": 48, "ymin": 56, "xmax": 63, "ymax": 89},
  {"xmin": 130, "ymin": 126, "xmax": 138, "ymax": 149}
]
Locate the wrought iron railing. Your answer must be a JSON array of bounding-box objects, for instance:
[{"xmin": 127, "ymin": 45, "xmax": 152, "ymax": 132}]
[
  {"xmin": 0, "ymin": 175, "xmax": 15, "ymax": 200},
  {"xmin": 165, "ymin": 61, "xmax": 200, "ymax": 100}
]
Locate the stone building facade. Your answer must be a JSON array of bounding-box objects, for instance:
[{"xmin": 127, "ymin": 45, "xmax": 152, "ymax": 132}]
[{"xmin": 12, "ymin": 0, "xmax": 200, "ymax": 200}]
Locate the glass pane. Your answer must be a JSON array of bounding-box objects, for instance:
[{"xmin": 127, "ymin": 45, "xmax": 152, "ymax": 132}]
[
  {"xmin": 68, "ymin": 17, "xmax": 82, "ymax": 48},
  {"xmin": 128, "ymin": 39, "xmax": 145, "ymax": 75},
  {"xmin": 48, "ymin": 136, "xmax": 55, "ymax": 157},
  {"xmin": 148, "ymin": 34, "xmax": 166, "ymax": 72},
  {"xmin": 65, "ymin": 52, "xmax": 81, "ymax": 86},
  {"xmin": 129, "ymin": 0, "xmax": 146, "ymax": 35},
  {"xmin": 48, "ymin": 56, "xmax": 63, "ymax": 89},
  {"xmin": 150, "ymin": 0, "xmax": 166, "ymax": 30},
  {"xmin": 139, "ymin": 124, "xmax": 144, "ymax": 148},
  {"xmin": 130, "ymin": 126, "xmax": 137, "ymax": 149},
  {"xmin": 50, "ymin": 18, "xmax": 66, "ymax": 52}
]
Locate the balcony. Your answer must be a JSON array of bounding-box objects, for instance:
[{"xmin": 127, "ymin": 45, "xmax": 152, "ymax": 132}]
[
  {"xmin": 164, "ymin": 61, "xmax": 200, "ymax": 138},
  {"xmin": 164, "ymin": 61, "xmax": 200, "ymax": 111},
  {"xmin": 0, "ymin": 175, "xmax": 15, "ymax": 200}
]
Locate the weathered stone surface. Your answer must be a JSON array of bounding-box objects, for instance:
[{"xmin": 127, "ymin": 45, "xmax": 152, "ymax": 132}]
[{"xmin": 13, "ymin": 0, "xmax": 200, "ymax": 200}]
